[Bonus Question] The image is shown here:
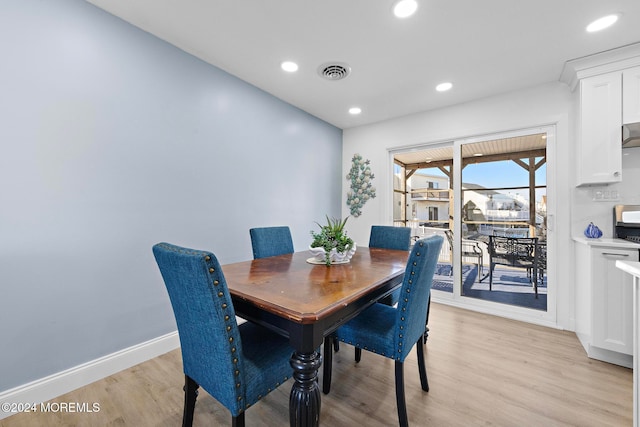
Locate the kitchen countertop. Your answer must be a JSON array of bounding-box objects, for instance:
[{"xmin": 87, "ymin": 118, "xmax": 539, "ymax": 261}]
[
  {"xmin": 616, "ymin": 260, "xmax": 640, "ymax": 277},
  {"xmin": 573, "ymin": 236, "xmax": 640, "ymax": 249}
]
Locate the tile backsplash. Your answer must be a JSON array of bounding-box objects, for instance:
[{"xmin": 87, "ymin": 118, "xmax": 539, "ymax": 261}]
[{"xmin": 572, "ymin": 147, "xmax": 640, "ymax": 238}]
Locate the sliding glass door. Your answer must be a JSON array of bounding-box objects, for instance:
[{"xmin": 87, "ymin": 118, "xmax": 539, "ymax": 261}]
[
  {"xmin": 392, "ymin": 126, "xmax": 552, "ymax": 319},
  {"xmin": 459, "ymin": 132, "xmax": 547, "ymax": 311}
]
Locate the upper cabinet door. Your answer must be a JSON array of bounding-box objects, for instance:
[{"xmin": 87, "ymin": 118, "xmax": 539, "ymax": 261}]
[
  {"xmin": 577, "ymin": 71, "xmax": 622, "ymax": 186},
  {"xmin": 623, "ymin": 66, "xmax": 640, "ymax": 124}
]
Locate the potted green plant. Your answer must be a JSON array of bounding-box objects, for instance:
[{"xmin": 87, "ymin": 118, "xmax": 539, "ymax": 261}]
[{"xmin": 309, "ymin": 215, "xmax": 356, "ymax": 265}]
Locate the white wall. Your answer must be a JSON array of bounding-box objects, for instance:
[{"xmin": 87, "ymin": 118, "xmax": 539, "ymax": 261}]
[
  {"xmin": 0, "ymin": 0, "xmax": 342, "ymax": 393},
  {"xmin": 342, "ymin": 82, "xmax": 574, "ymax": 329}
]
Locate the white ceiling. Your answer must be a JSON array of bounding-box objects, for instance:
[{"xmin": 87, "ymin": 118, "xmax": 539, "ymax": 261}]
[{"xmin": 86, "ymin": 0, "xmax": 640, "ymax": 129}]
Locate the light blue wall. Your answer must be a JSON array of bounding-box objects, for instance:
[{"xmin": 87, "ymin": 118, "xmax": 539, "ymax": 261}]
[{"xmin": 0, "ymin": 0, "xmax": 342, "ymax": 391}]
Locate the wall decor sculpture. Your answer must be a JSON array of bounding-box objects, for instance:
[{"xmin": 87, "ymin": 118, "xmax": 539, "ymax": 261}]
[{"xmin": 346, "ymin": 153, "xmax": 376, "ymax": 217}]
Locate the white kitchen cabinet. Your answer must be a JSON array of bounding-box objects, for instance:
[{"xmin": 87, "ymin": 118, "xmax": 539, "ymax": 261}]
[
  {"xmin": 615, "ymin": 261, "xmax": 640, "ymax": 427},
  {"xmin": 591, "ymin": 246, "xmax": 636, "ymax": 354},
  {"xmin": 624, "ymin": 66, "xmax": 640, "ymax": 124},
  {"xmin": 575, "ymin": 238, "xmax": 639, "ymax": 367},
  {"xmin": 577, "ymin": 72, "xmax": 622, "ymax": 186}
]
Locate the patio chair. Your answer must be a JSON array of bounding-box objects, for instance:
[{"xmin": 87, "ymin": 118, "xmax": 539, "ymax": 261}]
[
  {"xmin": 322, "ymin": 235, "xmax": 443, "ymax": 427},
  {"xmin": 444, "ymin": 230, "xmax": 483, "ymax": 281},
  {"xmin": 481, "ymin": 235, "xmax": 540, "ymax": 298},
  {"xmin": 153, "ymin": 242, "xmax": 294, "ymax": 427},
  {"xmin": 536, "ymin": 241, "xmax": 547, "ymax": 287}
]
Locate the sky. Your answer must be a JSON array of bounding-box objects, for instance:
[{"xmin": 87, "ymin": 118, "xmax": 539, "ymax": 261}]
[
  {"xmin": 415, "ymin": 157, "xmax": 547, "ymax": 203},
  {"xmin": 463, "ymin": 159, "xmax": 546, "ymax": 189}
]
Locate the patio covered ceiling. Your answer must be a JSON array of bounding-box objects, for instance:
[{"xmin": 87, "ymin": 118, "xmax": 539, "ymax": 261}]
[{"xmin": 395, "ymin": 133, "xmax": 547, "ymax": 171}]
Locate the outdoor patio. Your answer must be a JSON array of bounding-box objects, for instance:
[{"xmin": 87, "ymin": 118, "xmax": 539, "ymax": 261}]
[{"xmin": 431, "ymin": 262, "xmax": 547, "ymax": 311}]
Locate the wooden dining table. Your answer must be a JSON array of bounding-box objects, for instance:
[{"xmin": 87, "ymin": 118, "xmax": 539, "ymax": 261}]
[{"xmin": 222, "ymin": 247, "xmax": 409, "ymax": 427}]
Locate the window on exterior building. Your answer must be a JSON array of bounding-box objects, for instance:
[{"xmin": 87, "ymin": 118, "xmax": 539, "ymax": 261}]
[{"xmin": 429, "ymin": 206, "xmax": 438, "ymax": 221}]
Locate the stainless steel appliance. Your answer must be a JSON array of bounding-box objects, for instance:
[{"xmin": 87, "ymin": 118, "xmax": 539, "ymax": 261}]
[
  {"xmin": 614, "ymin": 204, "xmax": 640, "ymax": 243},
  {"xmin": 622, "ymin": 122, "xmax": 640, "ymax": 148}
]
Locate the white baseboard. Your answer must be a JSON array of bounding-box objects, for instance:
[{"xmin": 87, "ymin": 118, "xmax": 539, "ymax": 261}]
[
  {"xmin": 0, "ymin": 332, "xmax": 180, "ymax": 421},
  {"xmin": 587, "ymin": 344, "xmax": 633, "ymax": 369}
]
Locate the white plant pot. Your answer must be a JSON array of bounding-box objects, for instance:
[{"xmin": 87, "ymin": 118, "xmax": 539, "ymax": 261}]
[{"xmin": 308, "ymin": 243, "xmax": 357, "ymax": 265}]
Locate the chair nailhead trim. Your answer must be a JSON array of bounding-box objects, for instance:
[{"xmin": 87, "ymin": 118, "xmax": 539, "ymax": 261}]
[
  {"xmin": 205, "ymin": 256, "xmax": 211, "ymax": 261},
  {"xmin": 214, "ymin": 280, "xmax": 219, "ymax": 285},
  {"xmin": 209, "ymin": 267, "xmax": 215, "ymax": 273}
]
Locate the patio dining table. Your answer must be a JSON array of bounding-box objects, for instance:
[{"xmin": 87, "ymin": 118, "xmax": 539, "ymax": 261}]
[{"xmin": 222, "ymin": 247, "xmax": 409, "ymax": 427}]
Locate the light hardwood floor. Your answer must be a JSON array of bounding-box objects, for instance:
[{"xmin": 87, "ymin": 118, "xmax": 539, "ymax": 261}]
[{"xmin": 1, "ymin": 303, "xmax": 632, "ymax": 426}]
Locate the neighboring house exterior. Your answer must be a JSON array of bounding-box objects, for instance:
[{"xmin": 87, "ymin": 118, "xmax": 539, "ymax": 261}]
[
  {"xmin": 407, "ymin": 172, "xmax": 450, "ymax": 226},
  {"xmin": 404, "ymin": 172, "xmax": 537, "ymax": 236}
]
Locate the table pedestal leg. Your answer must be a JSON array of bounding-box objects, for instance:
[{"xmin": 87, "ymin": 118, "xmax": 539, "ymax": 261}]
[{"xmin": 289, "ymin": 350, "xmax": 322, "ymax": 427}]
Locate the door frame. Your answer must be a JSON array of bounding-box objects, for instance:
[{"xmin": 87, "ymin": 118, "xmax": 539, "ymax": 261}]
[{"xmin": 388, "ymin": 124, "xmax": 557, "ymax": 327}]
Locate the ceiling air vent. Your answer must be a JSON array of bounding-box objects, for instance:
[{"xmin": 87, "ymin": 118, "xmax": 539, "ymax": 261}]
[{"xmin": 318, "ymin": 63, "xmax": 351, "ymax": 81}]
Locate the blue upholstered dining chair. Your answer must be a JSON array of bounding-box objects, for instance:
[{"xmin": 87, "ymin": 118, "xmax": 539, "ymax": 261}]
[
  {"xmin": 370, "ymin": 225, "xmax": 412, "ymax": 307},
  {"xmin": 152, "ymin": 242, "xmax": 294, "ymax": 427},
  {"xmin": 369, "ymin": 225, "xmax": 412, "ymax": 252},
  {"xmin": 249, "ymin": 226, "xmax": 294, "ymax": 259},
  {"xmin": 322, "ymin": 235, "xmax": 443, "ymax": 427},
  {"xmin": 333, "ymin": 225, "xmax": 412, "ymax": 354}
]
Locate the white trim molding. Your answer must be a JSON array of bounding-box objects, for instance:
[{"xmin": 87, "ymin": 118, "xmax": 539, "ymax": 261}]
[
  {"xmin": 560, "ymin": 42, "xmax": 640, "ymax": 91},
  {"xmin": 0, "ymin": 332, "xmax": 180, "ymax": 421}
]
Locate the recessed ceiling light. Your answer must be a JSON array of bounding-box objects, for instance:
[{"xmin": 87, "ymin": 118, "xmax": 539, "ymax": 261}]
[
  {"xmin": 349, "ymin": 107, "xmax": 362, "ymax": 115},
  {"xmin": 393, "ymin": 0, "xmax": 418, "ymax": 18},
  {"xmin": 473, "ymin": 153, "xmax": 483, "ymax": 157},
  {"xmin": 586, "ymin": 14, "xmax": 619, "ymax": 32},
  {"xmin": 281, "ymin": 61, "xmax": 299, "ymax": 72},
  {"xmin": 436, "ymin": 82, "xmax": 453, "ymax": 92}
]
